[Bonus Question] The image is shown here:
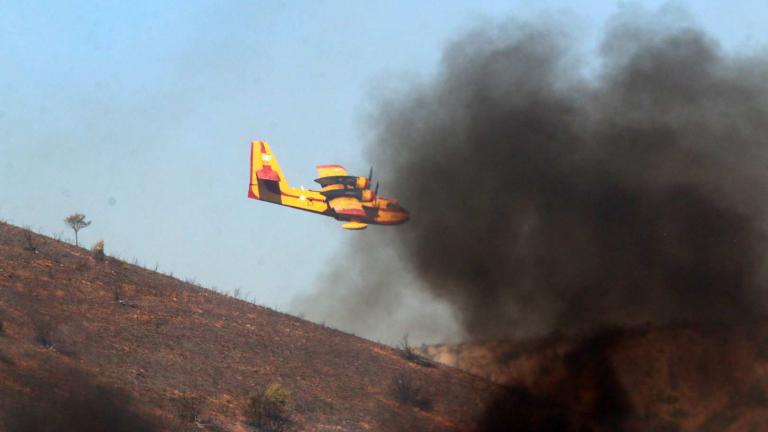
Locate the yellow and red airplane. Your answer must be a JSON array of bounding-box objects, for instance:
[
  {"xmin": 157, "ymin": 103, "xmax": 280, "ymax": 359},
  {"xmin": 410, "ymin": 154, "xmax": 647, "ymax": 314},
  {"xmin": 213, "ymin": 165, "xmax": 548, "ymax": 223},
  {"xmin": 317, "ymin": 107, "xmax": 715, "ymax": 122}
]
[{"xmin": 247, "ymin": 140, "xmax": 409, "ymax": 230}]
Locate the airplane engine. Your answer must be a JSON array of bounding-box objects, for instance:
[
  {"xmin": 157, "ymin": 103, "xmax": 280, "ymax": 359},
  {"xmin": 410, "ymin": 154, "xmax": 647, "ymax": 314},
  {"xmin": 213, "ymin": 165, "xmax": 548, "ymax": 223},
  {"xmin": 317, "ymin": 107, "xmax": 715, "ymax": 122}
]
[
  {"xmin": 360, "ymin": 189, "xmax": 375, "ymax": 202},
  {"xmin": 355, "ymin": 177, "xmax": 370, "ymax": 189}
]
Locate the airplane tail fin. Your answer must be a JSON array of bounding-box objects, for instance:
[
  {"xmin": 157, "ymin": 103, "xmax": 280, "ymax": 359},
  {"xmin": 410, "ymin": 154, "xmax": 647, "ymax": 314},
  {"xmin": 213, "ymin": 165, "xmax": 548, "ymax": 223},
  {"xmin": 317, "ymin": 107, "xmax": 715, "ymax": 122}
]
[{"xmin": 248, "ymin": 140, "xmax": 291, "ymax": 199}]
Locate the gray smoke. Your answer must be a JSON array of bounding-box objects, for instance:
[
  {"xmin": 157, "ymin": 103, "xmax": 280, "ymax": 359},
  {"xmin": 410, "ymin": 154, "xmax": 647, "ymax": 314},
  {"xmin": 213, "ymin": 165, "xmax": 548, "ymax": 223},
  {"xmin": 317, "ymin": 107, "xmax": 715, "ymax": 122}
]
[
  {"xmin": 296, "ymin": 10, "xmax": 768, "ymax": 342},
  {"xmin": 291, "ymin": 234, "xmax": 462, "ymax": 344}
]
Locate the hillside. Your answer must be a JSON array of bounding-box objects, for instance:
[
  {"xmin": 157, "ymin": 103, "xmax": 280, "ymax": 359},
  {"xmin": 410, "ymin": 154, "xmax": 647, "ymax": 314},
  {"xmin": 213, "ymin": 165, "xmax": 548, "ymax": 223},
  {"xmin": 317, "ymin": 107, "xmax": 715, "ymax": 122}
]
[
  {"xmin": 7, "ymin": 221, "xmax": 767, "ymax": 431},
  {"xmin": 0, "ymin": 223, "xmax": 503, "ymax": 431},
  {"xmin": 419, "ymin": 324, "xmax": 768, "ymax": 431}
]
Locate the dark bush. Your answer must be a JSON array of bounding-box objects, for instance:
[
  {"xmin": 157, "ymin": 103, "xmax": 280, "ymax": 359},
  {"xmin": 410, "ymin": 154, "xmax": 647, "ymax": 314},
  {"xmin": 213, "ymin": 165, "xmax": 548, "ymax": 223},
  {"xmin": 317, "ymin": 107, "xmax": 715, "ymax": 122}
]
[
  {"xmin": 392, "ymin": 374, "xmax": 432, "ymax": 411},
  {"xmin": 23, "ymin": 232, "xmax": 37, "ymax": 252},
  {"xmin": 33, "ymin": 320, "xmax": 54, "ymax": 349},
  {"xmin": 175, "ymin": 393, "xmax": 201, "ymax": 423},
  {"xmin": 244, "ymin": 383, "xmax": 292, "ymax": 431}
]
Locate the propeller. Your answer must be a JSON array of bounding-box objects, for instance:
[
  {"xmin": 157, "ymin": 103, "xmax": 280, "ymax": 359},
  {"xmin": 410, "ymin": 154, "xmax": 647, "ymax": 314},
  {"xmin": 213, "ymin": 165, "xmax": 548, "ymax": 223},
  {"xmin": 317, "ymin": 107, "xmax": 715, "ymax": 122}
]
[{"xmin": 367, "ymin": 166, "xmax": 373, "ymax": 185}]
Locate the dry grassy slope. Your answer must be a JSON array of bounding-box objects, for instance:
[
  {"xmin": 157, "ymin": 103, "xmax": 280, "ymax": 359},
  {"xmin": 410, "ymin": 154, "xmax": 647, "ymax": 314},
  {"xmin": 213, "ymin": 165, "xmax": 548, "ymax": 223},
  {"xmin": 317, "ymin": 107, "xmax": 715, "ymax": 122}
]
[
  {"xmin": 0, "ymin": 223, "xmax": 499, "ymax": 432},
  {"xmin": 419, "ymin": 323, "xmax": 768, "ymax": 431}
]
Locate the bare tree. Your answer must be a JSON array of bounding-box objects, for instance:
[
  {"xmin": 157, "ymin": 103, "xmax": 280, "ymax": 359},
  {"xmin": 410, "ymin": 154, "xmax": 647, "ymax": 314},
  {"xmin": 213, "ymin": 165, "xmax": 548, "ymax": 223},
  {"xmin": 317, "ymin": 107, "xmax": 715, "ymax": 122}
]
[{"xmin": 64, "ymin": 213, "xmax": 91, "ymax": 246}]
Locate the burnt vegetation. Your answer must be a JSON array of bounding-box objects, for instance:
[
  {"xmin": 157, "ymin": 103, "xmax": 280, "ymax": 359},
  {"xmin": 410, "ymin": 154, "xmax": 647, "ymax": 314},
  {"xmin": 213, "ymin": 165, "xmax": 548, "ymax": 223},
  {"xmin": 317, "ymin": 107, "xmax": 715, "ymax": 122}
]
[
  {"xmin": 398, "ymin": 335, "xmax": 435, "ymax": 368},
  {"xmin": 391, "ymin": 373, "xmax": 433, "ymax": 411}
]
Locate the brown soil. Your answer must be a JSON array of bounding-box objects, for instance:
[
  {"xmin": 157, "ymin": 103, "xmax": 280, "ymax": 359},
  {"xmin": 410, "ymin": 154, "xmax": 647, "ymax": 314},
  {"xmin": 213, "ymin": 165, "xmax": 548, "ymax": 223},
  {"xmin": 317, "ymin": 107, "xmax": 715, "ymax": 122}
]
[
  {"xmin": 419, "ymin": 323, "xmax": 768, "ymax": 431},
  {"xmin": 0, "ymin": 223, "xmax": 501, "ymax": 431}
]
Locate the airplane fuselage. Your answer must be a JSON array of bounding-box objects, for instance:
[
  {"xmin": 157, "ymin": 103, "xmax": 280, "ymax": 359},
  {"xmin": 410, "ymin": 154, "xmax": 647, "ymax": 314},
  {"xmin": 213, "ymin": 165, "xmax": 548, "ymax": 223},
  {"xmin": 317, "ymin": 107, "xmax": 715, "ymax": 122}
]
[
  {"xmin": 251, "ymin": 179, "xmax": 408, "ymax": 226},
  {"xmin": 248, "ymin": 140, "xmax": 409, "ymax": 230}
]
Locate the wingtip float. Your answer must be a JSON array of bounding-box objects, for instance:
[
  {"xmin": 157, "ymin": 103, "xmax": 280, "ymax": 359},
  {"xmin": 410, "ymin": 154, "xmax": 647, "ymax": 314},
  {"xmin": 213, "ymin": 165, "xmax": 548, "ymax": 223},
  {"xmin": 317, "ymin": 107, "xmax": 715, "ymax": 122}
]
[{"xmin": 247, "ymin": 140, "xmax": 409, "ymax": 230}]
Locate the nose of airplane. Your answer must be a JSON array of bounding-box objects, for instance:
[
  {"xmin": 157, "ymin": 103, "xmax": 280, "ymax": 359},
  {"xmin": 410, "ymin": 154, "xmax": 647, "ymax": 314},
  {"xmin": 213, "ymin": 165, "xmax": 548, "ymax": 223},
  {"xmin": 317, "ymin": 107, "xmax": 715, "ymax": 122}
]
[{"xmin": 400, "ymin": 208, "xmax": 410, "ymax": 222}]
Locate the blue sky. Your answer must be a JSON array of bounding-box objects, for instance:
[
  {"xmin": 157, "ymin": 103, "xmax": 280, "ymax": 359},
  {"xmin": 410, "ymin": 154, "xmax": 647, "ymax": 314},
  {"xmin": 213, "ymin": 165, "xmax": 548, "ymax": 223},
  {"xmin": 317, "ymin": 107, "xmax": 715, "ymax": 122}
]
[{"xmin": 2, "ymin": 1, "xmax": 767, "ymax": 321}]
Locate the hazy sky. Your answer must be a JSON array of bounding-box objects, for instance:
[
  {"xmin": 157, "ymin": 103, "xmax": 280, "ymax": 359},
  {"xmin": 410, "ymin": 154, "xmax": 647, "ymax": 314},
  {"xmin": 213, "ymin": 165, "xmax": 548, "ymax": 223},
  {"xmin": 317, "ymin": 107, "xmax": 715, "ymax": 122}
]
[{"xmin": 2, "ymin": 1, "xmax": 767, "ymax": 316}]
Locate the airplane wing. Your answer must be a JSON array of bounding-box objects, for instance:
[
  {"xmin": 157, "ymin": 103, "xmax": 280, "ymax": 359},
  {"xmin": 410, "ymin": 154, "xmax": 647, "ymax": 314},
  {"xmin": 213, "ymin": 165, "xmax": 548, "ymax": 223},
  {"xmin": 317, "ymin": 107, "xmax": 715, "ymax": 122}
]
[
  {"xmin": 327, "ymin": 196, "xmax": 366, "ymax": 217},
  {"xmin": 316, "ymin": 164, "xmax": 348, "ymax": 178}
]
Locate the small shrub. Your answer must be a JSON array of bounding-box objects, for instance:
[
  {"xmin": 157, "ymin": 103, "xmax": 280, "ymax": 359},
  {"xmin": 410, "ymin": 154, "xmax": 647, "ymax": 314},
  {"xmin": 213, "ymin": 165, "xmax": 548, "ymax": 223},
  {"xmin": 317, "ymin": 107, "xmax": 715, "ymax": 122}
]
[
  {"xmin": 23, "ymin": 232, "xmax": 37, "ymax": 252},
  {"xmin": 176, "ymin": 394, "xmax": 201, "ymax": 423},
  {"xmin": 244, "ymin": 383, "xmax": 292, "ymax": 431},
  {"xmin": 91, "ymin": 240, "xmax": 105, "ymax": 260},
  {"xmin": 391, "ymin": 374, "xmax": 432, "ymax": 410},
  {"xmin": 75, "ymin": 260, "xmax": 89, "ymax": 273},
  {"xmin": 34, "ymin": 320, "xmax": 54, "ymax": 348}
]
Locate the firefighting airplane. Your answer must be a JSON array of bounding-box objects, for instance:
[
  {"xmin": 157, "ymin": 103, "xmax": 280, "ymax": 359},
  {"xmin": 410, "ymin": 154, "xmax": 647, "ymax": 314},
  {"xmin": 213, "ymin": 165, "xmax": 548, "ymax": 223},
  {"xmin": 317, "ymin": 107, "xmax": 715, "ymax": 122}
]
[{"xmin": 247, "ymin": 140, "xmax": 409, "ymax": 230}]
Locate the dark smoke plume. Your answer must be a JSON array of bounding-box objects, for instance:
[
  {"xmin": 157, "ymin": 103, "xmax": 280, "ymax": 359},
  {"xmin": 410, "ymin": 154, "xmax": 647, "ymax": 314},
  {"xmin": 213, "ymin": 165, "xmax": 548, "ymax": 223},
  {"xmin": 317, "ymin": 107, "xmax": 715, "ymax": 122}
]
[
  {"xmin": 369, "ymin": 12, "xmax": 768, "ymax": 340},
  {"xmin": 295, "ymin": 9, "xmax": 768, "ymax": 342}
]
